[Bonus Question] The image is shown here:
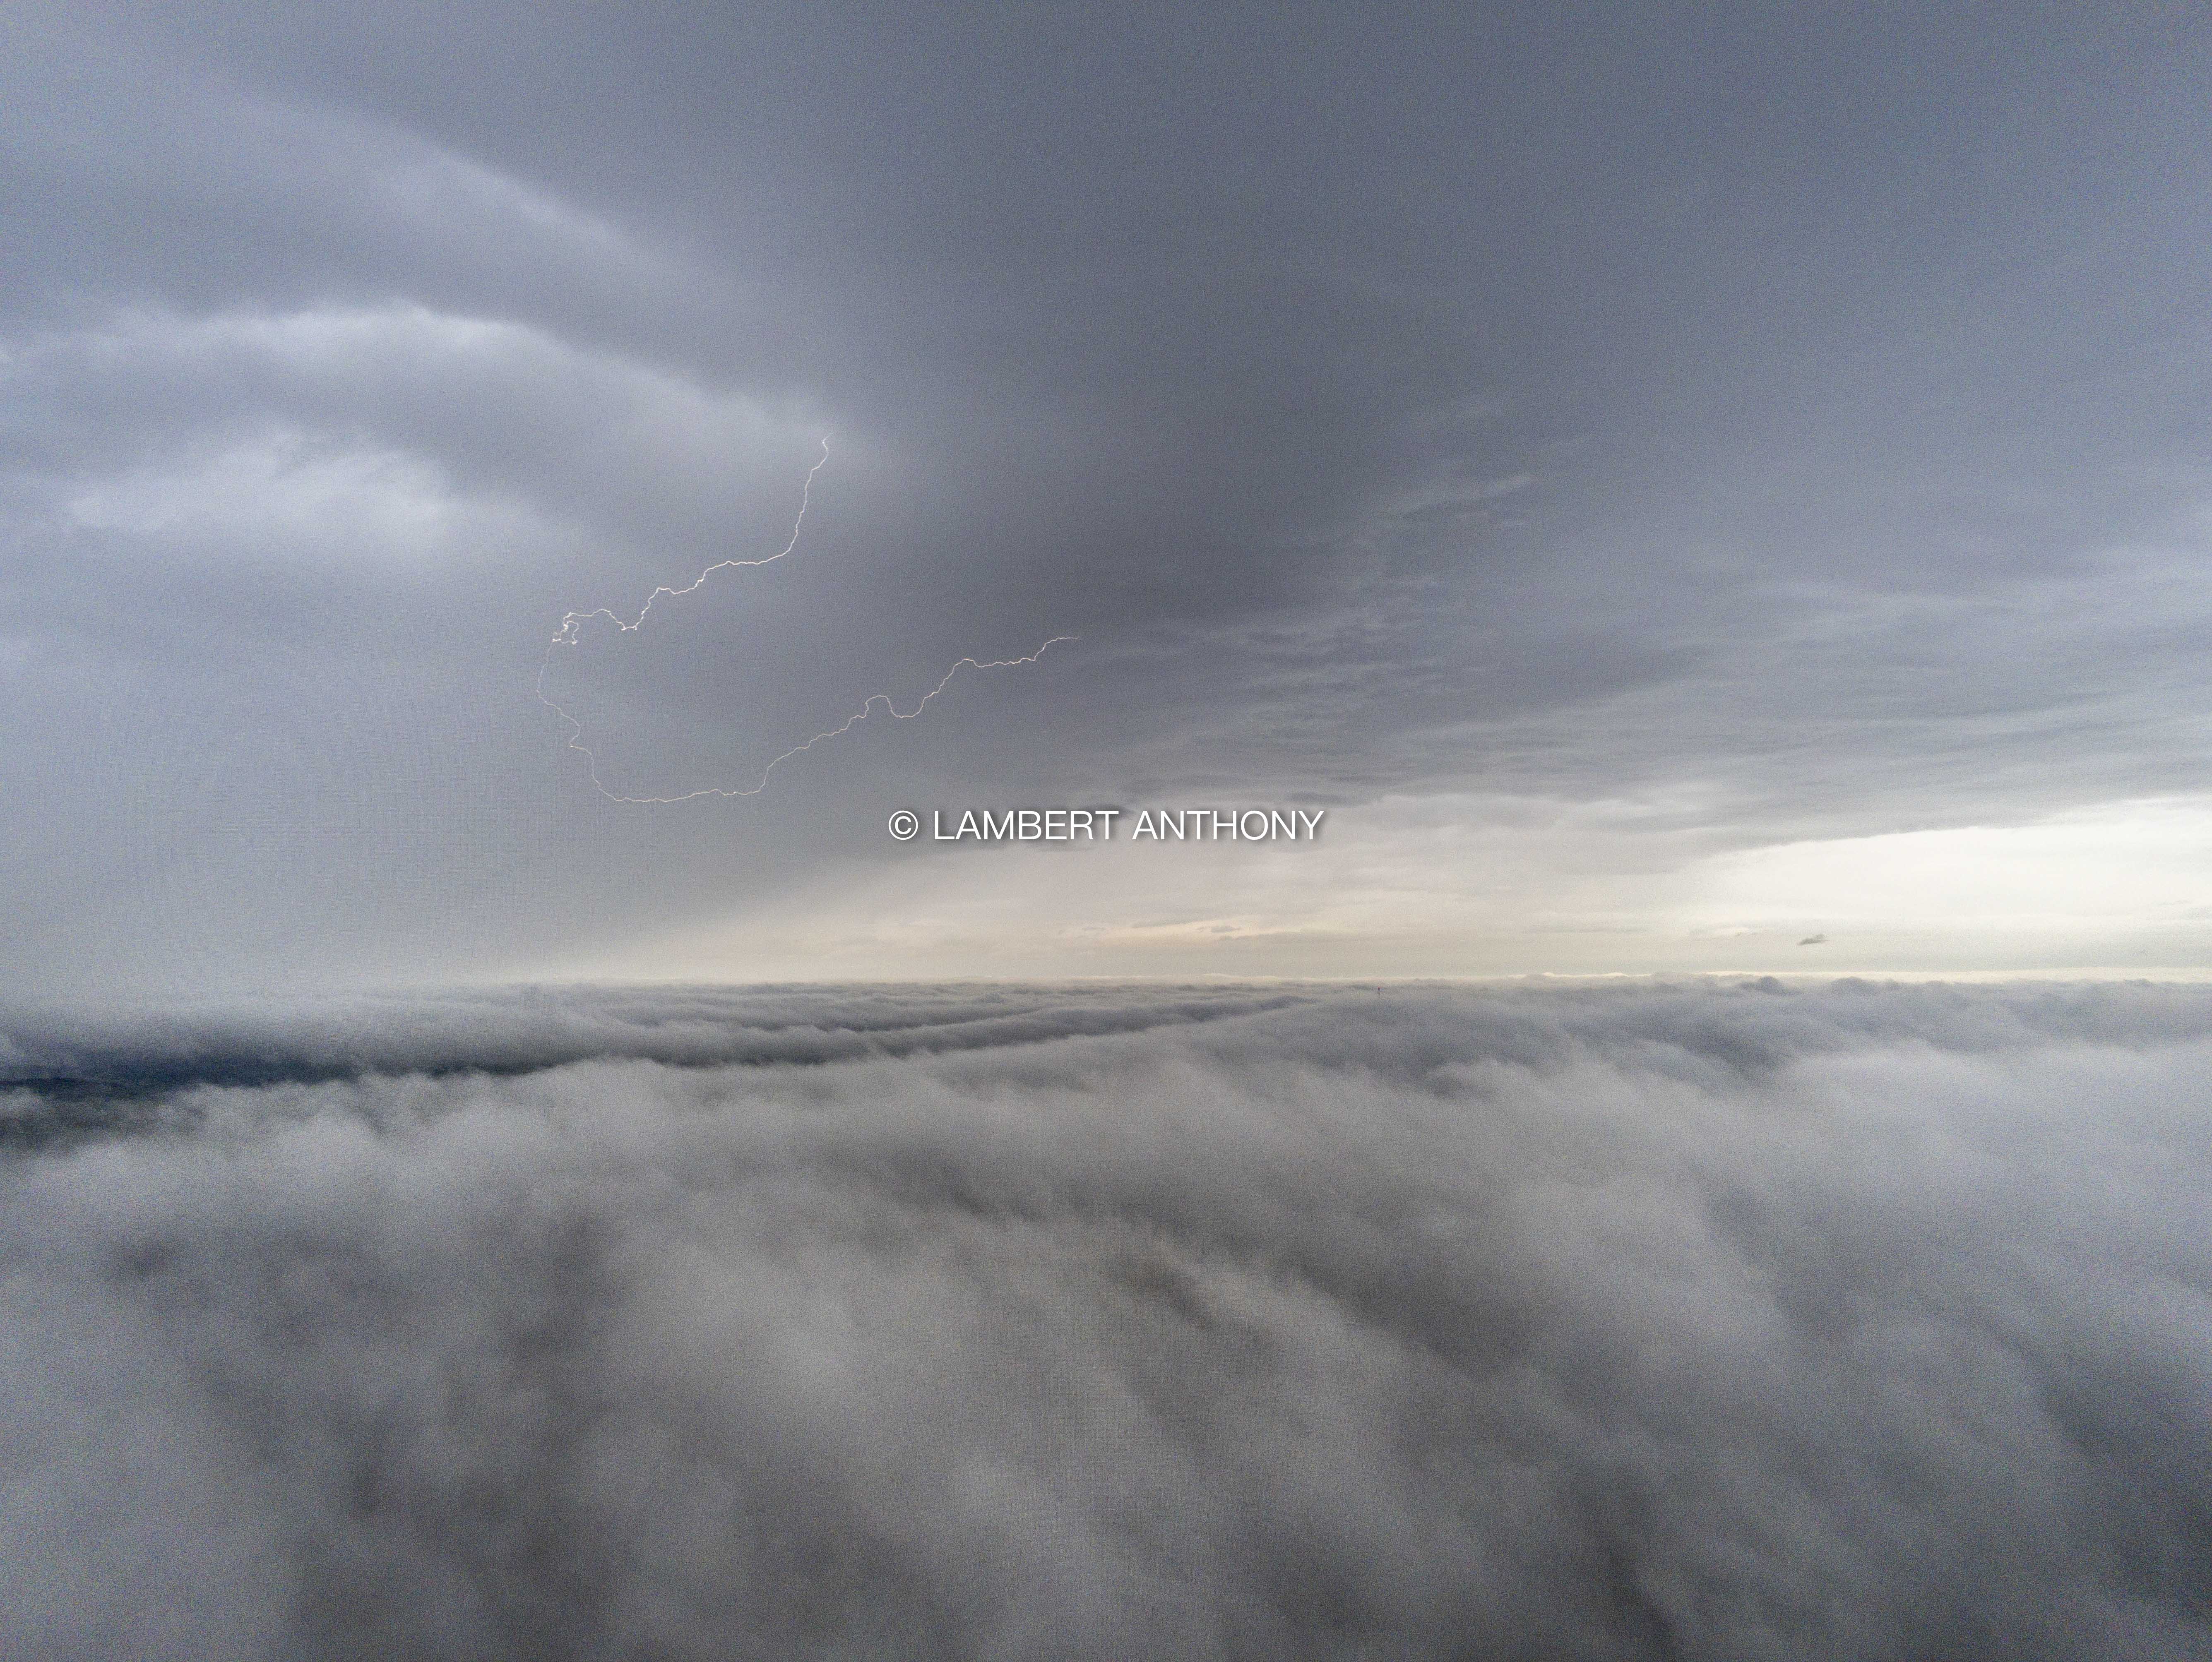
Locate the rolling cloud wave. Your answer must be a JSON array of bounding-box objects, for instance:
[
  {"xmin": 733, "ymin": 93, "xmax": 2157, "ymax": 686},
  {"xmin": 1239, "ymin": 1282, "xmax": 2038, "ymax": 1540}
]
[{"xmin": 4, "ymin": 980, "xmax": 2208, "ymax": 1659}]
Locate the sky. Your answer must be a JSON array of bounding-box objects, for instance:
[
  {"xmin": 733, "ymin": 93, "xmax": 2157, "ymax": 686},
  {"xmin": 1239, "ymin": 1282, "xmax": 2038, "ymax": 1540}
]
[{"xmin": 5, "ymin": 2, "xmax": 2211, "ymax": 992}]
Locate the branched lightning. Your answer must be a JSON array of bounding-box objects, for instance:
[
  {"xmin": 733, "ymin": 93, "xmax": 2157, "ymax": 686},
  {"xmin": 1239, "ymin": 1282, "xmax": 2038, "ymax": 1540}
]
[{"xmin": 536, "ymin": 436, "xmax": 1072, "ymax": 803}]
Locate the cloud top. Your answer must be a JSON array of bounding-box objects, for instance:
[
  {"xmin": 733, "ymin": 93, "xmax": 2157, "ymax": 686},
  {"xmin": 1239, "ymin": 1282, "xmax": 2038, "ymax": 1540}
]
[{"xmin": 3, "ymin": 979, "xmax": 2209, "ymax": 1659}]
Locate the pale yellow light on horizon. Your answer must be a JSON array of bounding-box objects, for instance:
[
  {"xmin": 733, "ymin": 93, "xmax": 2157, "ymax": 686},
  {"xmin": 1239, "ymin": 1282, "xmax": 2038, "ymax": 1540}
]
[{"xmin": 534, "ymin": 794, "xmax": 2212, "ymax": 984}]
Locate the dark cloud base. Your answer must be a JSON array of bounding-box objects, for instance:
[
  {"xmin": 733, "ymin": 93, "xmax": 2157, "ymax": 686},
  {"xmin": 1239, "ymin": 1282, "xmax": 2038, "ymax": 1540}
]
[{"xmin": 4, "ymin": 980, "xmax": 2209, "ymax": 1660}]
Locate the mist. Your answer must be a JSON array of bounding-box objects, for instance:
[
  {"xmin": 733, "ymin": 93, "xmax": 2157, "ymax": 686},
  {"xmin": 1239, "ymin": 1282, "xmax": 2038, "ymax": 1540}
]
[{"xmin": 5, "ymin": 980, "xmax": 2207, "ymax": 1660}]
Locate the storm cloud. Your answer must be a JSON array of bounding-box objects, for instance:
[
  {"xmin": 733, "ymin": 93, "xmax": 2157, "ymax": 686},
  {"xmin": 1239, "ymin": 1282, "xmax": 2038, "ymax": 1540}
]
[
  {"xmin": 4, "ymin": 5, "xmax": 2211, "ymax": 985},
  {"xmin": 5, "ymin": 980, "xmax": 2208, "ymax": 1659}
]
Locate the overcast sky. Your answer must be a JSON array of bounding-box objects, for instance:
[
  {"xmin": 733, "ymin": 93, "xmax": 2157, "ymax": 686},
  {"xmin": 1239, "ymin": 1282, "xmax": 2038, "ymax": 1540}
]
[{"xmin": 5, "ymin": 3, "xmax": 2210, "ymax": 992}]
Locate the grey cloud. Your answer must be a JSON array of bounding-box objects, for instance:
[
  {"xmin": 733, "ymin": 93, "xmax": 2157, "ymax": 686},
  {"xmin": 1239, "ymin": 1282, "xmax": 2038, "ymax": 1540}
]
[
  {"xmin": 0, "ymin": 984, "xmax": 1310, "ymax": 1126},
  {"xmin": 3, "ymin": 981, "xmax": 2209, "ymax": 1658},
  {"xmin": 5, "ymin": 3, "xmax": 2212, "ymax": 984}
]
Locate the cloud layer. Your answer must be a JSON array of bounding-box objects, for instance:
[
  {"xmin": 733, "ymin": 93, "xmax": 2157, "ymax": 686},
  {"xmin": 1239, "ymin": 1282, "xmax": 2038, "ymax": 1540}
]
[{"xmin": 5, "ymin": 980, "xmax": 2208, "ymax": 1659}]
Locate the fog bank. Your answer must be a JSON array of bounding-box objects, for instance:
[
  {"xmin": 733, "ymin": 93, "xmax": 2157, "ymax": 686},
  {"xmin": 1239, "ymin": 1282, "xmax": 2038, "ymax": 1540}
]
[{"xmin": 4, "ymin": 980, "xmax": 2208, "ymax": 1660}]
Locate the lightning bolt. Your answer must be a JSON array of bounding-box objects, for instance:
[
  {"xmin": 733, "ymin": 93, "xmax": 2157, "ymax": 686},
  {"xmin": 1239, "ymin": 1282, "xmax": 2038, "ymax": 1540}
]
[{"xmin": 536, "ymin": 436, "xmax": 1072, "ymax": 803}]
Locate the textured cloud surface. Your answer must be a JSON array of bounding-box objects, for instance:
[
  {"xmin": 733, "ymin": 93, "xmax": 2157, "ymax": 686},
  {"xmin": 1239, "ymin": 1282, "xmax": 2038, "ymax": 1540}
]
[{"xmin": 5, "ymin": 980, "xmax": 2208, "ymax": 1659}]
